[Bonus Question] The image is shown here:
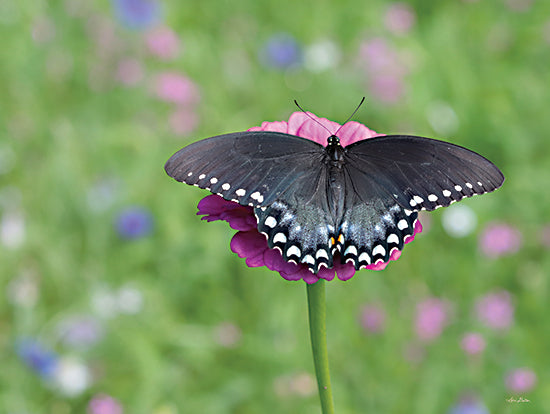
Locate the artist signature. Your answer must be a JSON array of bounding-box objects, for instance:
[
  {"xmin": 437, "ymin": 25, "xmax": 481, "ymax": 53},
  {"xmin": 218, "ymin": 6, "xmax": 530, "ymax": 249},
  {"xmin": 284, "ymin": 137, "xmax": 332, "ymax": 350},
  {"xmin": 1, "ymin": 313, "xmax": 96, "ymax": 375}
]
[{"xmin": 506, "ymin": 396, "xmax": 530, "ymax": 403}]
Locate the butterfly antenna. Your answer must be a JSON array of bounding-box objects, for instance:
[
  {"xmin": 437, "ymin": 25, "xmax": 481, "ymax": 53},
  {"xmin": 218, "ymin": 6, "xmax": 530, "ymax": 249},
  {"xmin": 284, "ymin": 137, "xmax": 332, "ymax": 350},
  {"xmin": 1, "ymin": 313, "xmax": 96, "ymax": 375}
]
[
  {"xmin": 294, "ymin": 99, "xmax": 334, "ymax": 136},
  {"xmin": 334, "ymin": 96, "xmax": 366, "ymax": 136}
]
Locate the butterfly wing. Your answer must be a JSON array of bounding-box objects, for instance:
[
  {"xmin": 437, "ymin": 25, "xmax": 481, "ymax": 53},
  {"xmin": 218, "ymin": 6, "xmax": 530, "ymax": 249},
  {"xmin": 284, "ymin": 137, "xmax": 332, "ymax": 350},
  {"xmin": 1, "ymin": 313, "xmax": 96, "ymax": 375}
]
[
  {"xmin": 165, "ymin": 131, "xmax": 325, "ymax": 208},
  {"xmin": 334, "ymin": 135, "xmax": 504, "ymax": 269},
  {"xmin": 344, "ymin": 135, "xmax": 505, "ymax": 211}
]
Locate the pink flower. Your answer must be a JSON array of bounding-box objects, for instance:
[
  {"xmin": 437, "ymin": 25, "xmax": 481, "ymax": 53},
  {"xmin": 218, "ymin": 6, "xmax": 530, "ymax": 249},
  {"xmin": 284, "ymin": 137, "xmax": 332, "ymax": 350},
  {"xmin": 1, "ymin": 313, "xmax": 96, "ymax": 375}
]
[
  {"xmin": 475, "ymin": 290, "xmax": 514, "ymax": 331},
  {"xmin": 115, "ymin": 58, "xmax": 144, "ymax": 86},
  {"xmin": 145, "ymin": 26, "xmax": 180, "ymax": 60},
  {"xmin": 505, "ymin": 368, "xmax": 537, "ymax": 393},
  {"xmin": 153, "ymin": 72, "xmax": 199, "ymax": 105},
  {"xmin": 384, "ymin": 3, "xmax": 416, "ymax": 35},
  {"xmin": 460, "ymin": 332, "xmax": 486, "ymax": 355},
  {"xmin": 415, "ymin": 298, "xmax": 449, "ymax": 342},
  {"xmin": 88, "ymin": 393, "xmax": 123, "ymax": 414},
  {"xmin": 169, "ymin": 106, "xmax": 199, "ymax": 135},
  {"xmin": 196, "ymin": 112, "xmax": 423, "ymax": 283},
  {"xmin": 479, "ymin": 222, "xmax": 522, "ymax": 258},
  {"xmin": 360, "ymin": 304, "xmax": 386, "ymax": 334}
]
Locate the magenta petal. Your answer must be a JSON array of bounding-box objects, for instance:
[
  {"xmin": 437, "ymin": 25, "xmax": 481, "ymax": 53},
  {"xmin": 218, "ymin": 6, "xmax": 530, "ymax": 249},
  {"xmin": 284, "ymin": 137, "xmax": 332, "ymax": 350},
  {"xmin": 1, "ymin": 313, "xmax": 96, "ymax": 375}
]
[
  {"xmin": 287, "ymin": 112, "xmax": 314, "ymax": 135},
  {"xmin": 405, "ymin": 219, "xmax": 423, "ymax": 244},
  {"xmin": 230, "ymin": 231, "xmax": 268, "ymax": 262},
  {"xmin": 335, "ymin": 262, "xmax": 356, "ymax": 281},
  {"xmin": 317, "ymin": 266, "xmax": 336, "ymax": 281},
  {"xmin": 366, "ymin": 260, "xmax": 389, "ymax": 271},
  {"xmin": 197, "ymin": 195, "xmax": 256, "ymax": 231},
  {"xmin": 339, "ymin": 121, "xmax": 381, "ymax": 146}
]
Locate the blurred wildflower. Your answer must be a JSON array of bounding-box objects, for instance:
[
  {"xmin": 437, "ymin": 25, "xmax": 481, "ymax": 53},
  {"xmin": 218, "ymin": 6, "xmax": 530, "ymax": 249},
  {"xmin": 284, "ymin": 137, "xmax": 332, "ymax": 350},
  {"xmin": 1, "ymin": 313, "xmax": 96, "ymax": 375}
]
[
  {"xmin": 426, "ymin": 101, "xmax": 459, "ymax": 136},
  {"xmin": 31, "ymin": 16, "xmax": 56, "ymax": 43},
  {"xmin": 116, "ymin": 284, "xmax": 144, "ymax": 314},
  {"xmin": 260, "ymin": 33, "xmax": 302, "ymax": 69},
  {"xmin": 91, "ymin": 286, "xmax": 119, "ymax": 318},
  {"xmin": 115, "ymin": 58, "xmax": 144, "ymax": 86},
  {"xmin": 359, "ymin": 38, "xmax": 408, "ymax": 104},
  {"xmin": 384, "ymin": 3, "xmax": 416, "ymax": 35},
  {"xmin": 17, "ymin": 339, "xmax": 59, "ymax": 378},
  {"xmin": 1, "ymin": 208, "xmax": 25, "ymax": 249},
  {"xmin": 475, "ymin": 290, "xmax": 514, "ymax": 331},
  {"xmin": 53, "ymin": 356, "xmax": 92, "ymax": 396},
  {"xmin": 441, "ymin": 205, "xmax": 477, "ymax": 238},
  {"xmin": 7, "ymin": 270, "xmax": 39, "ymax": 308},
  {"xmin": 198, "ymin": 112, "xmax": 421, "ymax": 283},
  {"xmin": 479, "ymin": 222, "xmax": 522, "ymax": 258},
  {"xmin": 145, "ymin": 26, "xmax": 180, "ymax": 60},
  {"xmin": 87, "ymin": 177, "xmax": 120, "ymax": 213},
  {"xmin": 57, "ymin": 315, "xmax": 104, "ymax": 348},
  {"xmin": 538, "ymin": 224, "xmax": 550, "ymax": 248},
  {"xmin": 448, "ymin": 395, "xmax": 489, "ymax": 414},
  {"xmin": 415, "ymin": 297, "xmax": 449, "ymax": 342},
  {"xmin": 214, "ymin": 321, "xmax": 242, "ymax": 348},
  {"xmin": 153, "ymin": 72, "xmax": 200, "ymax": 105},
  {"xmin": 111, "ymin": 0, "xmax": 161, "ymax": 30},
  {"xmin": 505, "ymin": 368, "xmax": 537, "ymax": 392},
  {"xmin": 88, "ymin": 394, "xmax": 124, "ymax": 414},
  {"xmin": 274, "ymin": 372, "xmax": 316, "ymax": 397},
  {"xmin": 359, "ymin": 304, "xmax": 386, "ymax": 334},
  {"xmin": 115, "ymin": 206, "xmax": 153, "ymax": 239},
  {"xmin": 460, "ymin": 332, "xmax": 486, "ymax": 355},
  {"xmin": 169, "ymin": 106, "xmax": 199, "ymax": 136},
  {"xmin": 304, "ymin": 40, "xmax": 341, "ymax": 72}
]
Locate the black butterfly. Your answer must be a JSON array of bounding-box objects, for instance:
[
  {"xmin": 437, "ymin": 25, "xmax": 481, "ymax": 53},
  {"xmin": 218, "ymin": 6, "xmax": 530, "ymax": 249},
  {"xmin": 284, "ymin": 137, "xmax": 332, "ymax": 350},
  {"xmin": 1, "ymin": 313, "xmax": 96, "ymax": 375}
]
[{"xmin": 165, "ymin": 127, "xmax": 504, "ymax": 274}]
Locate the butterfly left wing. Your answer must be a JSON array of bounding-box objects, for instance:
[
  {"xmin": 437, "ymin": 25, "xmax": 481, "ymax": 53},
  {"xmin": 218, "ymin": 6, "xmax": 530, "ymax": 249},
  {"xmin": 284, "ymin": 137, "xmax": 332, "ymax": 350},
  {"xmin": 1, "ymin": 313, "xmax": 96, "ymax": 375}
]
[{"xmin": 344, "ymin": 135, "xmax": 504, "ymax": 211}]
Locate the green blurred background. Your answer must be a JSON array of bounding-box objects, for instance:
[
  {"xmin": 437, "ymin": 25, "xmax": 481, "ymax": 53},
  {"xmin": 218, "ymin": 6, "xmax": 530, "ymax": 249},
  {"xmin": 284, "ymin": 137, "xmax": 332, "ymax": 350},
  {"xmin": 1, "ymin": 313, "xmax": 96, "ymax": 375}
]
[{"xmin": 1, "ymin": 0, "xmax": 549, "ymax": 413}]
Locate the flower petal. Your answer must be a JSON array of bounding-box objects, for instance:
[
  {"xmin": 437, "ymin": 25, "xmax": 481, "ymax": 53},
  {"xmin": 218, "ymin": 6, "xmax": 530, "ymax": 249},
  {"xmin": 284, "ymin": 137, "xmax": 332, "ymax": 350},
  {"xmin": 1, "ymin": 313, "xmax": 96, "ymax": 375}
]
[
  {"xmin": 230, "ymin": 231, "xmax": 268, "ymax": 268},
  {"xmin": 198, "ymin": 195, "xmax": 256, "ymax": 231},
  {"xmin": 338, "ymin": 121, "xmax": 381, "ymax": 146}
]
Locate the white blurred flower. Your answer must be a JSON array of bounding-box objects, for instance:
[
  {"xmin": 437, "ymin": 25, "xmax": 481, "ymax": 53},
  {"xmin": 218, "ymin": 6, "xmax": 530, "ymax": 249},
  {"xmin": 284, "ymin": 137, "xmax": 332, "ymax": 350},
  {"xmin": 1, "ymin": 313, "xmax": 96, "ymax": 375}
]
[
  {"xmin": 117, "ymin": 285, "xmax": 144, "ymax": 314},
  {"xmin": 7, "ymin": 270, "xmax": 39, "ymax": 307},
  {"xmin": 53, "ymin": 357, "xmax": 91, "ymax": 397},
  {"xmin": 426, "ymin": 101, "xmax": 459, "ymax": 136},
  {"xmin": 1, "ymin": 209, "xmax": 25, "ymax": 249},
  {"xmin": 441, "ymin": 204, "xmax": 477, "ymax": 238},
  {"xmin": 304, "ymin": 40, "xmax": 341, "ymax": 72},
  {"xmin": 91, "ymin": 287, "xmax": 119, "ymax": 319}
]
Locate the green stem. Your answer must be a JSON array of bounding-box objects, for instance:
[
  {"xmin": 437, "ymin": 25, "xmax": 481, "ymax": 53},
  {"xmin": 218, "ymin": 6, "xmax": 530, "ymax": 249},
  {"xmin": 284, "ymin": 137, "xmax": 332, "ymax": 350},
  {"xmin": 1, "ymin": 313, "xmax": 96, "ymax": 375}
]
[{"xmin": 306, "ymin": 279, "xmax": 335, "ymax": 414}]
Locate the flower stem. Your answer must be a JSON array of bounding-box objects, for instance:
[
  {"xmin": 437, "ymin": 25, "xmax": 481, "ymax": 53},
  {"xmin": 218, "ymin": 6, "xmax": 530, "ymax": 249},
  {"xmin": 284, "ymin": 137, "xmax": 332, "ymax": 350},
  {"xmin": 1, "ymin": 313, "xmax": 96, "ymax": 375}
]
[{"xmin": 306, "ymin": 279, "xmax": 335, "ymax": 414}]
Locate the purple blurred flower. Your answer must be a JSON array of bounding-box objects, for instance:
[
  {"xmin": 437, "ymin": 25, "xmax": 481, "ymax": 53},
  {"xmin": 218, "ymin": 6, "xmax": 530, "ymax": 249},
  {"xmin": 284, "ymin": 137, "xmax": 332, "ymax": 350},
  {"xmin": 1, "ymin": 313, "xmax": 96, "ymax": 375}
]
[
  {"xmin": 479, "ymin": 222, "xmax": 522, "ymax": 258},
  {"xmin": 384, "ymin": 3, "xmax": 416, "ymax": 35},
  {"xmin": 475, "ymin": 290, "xmax": 514, "ymax": 331},
  {"xmin": 195, "ymin": 112, "xmax": 422, "ymax": 283},
  {"xmin": 115, "ymin": 58, "xmax": 144, "ymax": 86},
  {"xmin": 415, "ymin": 298, "xmax": 449, "ymax": 342},
  {"xmin": 505, "ymin": 368, "xmax": 537, "ymax": 392},
  {"xmin": 448, "ymin": 395, "xmax": 489, "ymax": 414},
  {"xmin": 111, "ymin": 0, "xmax": 160, "ymax": 30},
  {"xmin": 88, "ymin": 393, "xmax": 124, "ymax": 414},
  {"xmin": 17, "ymin": 339, "xmax": 59, "ymax": 378},
  {"xmin": 260, "ymin": 33, "xmax": 303, "ymax": 69},
  {"xmin": 153, "ymin": 72, "xmax": 200, "ymax": 105},
  {"xmin": 57, "ymin": 315, "xmax": 104, "ymax": 348},
  {"xmin": 115, "ymin": 206, "xmax": 153, "ymax": 239},
  {"xmin": 360, "ymin": 304, "xmax": 386, "ymax": 334},
  {"xmin": 145, "ymin": 26, "xmax": 180, "ymax": 60},
  {"xmin": 460, "ymin": 332, "xmax": 486, "ymax": 355}
]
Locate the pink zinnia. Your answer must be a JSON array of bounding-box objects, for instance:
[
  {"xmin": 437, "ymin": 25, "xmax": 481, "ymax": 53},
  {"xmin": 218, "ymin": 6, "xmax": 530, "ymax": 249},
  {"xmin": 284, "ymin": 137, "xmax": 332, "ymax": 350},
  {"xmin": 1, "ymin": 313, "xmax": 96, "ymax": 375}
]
[
  {"xmin": 505, "ymin": 368, "xmax": 537, "ymax": 393},
  {"xmin": 460, "ymin": 332, "xmax": 486, "ymax": 355},
  {"xmin": 145, "ymin": 26, "xmax": 180, "ymax": 60},
  {"xmin": 153, "ymin": 72, "xmax": 200, "ymax": 105},
  {"xmin": 479, "ymin": 222, "xmax": 522, "ymax": 258},
  {"xmin": 360, "ymin": 304, "xmax": 386, "ymax": 334},
  {"xmin": 196, "ymin": 112, "xmax": 422, "ymax": 284}
]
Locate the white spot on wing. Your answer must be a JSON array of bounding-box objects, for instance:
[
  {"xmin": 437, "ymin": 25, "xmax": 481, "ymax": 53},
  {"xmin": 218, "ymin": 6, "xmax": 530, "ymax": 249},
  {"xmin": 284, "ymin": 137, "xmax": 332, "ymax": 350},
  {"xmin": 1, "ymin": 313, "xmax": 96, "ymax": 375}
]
[
  {"xmin": 454, "ymin": 185, "xmax": 462, "ymax": 192},
  {"xmin": 287, "ymin": 245, "xmax": 301, "ymax": 258},
  {"xmin": 210, "ymin": 177, "xmax": 218, "ymax": 184},
  {"xmin": 198, "ymin": 174, "xmax": 206, "ymax": 180},
  {"xmin": 302, "ymin": 255, "xmax": 315, "ymax": 265},
  {"xmin": 397, "ymin": 219, "xmax": 408, "ymax": 230},
  {"xmin": 465, "ymin": 182, "xmax": 473, "ymax": 189},
  {"xmin": 358, "ymin": 252, "xmax": 371, "ymax": 264},
  {"xmin": 187, "ymin": 172, "xmax": 193, "ymax": 177},
  {"xmin": 428, "ymin": 194, "xmax": 438, "ymax": 202},
  {"xmin": 387, "ymin": 233, "xmax": 399, "ymax": 244},
  {"xmin": 264, "ymin": 216, "xmax": 277, "ymax": 228},
  {"xmin": 442, "ymin": 189, "xmax": 452, "ymax": 197},
  {"xmin": 236, "ymin": 188, "xmax": 246, "ymax": 197},
  {"xmin": 222, "ymin": 183, "xmax": 230, "ymax": 191},
  {"xmin": 373, "ymin": 245, "xmax": 386, "ymax": 257},
  {"xmin": 344, "ymin": 245, "xmax": 358, "ymax": 257},
  {"xmin": 404, "ymin": 209, "xmax": 412, "ymax": 216},
  {"xmin": 413, "ymin": 195, "xmax": 424, "ymax": 204},
  {"xmin": 409, "ymin": 199, "xmax": 417, "ymax": 207},
  {"xmin": 273, "ymin": 232, "xmax": 287, "ymax": 244},
  {"xmin": 316, "ymin": 249, "xmax": 329, "ymax": 260}
]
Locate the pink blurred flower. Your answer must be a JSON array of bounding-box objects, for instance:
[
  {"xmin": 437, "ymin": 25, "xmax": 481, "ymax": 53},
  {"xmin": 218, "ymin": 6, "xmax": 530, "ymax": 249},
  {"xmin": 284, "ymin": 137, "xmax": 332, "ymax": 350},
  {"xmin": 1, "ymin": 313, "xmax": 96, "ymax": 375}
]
[
  {"xmin": 479, "ymin": 222, "xmax": 522, "ymax": 258},
  {"xmin": 88, "ymin": 394, "xmax": 123, "ymax": 414},
  {"xmin": 475, "ymin": 290, "xmax": 514, "ymax": 331},
  {"xmin": 384, "ymin": 3, "xmax": 416, "ymax": 35},
  {"xmin": 115, "ymin": 58, "xmax": 144, "ymax": 86},
  {"xmin": 505, "ymin": 368, "xmax": 537, "ymax": 393},
  {"xmin": 196, "ymin": 112, "xmax": 422, "ymax": 284},
  {"xmin": 360, "ymin": 304, "xmax": 386, "ymax": 334},
  {"xmin": 460, "ymin": 332, "xmax": 486, "ymax": 355},
  {"xmin": 145, "ymin": 26, "xmax": 180, "ymax": 60},
  {"xmin": 415, "ymin": 297, "xmax": 449, "ymax": 342},
  {"xmin": 153, "ymin": 72, "xmax": 200, "ymax": 105},
  {"xmin": 169, "ymin": 106, "xmax": 199, "ymax": 136},
  {"xmin": 369, "ymin": 74, "xmax": 405, "ymax": 104}
]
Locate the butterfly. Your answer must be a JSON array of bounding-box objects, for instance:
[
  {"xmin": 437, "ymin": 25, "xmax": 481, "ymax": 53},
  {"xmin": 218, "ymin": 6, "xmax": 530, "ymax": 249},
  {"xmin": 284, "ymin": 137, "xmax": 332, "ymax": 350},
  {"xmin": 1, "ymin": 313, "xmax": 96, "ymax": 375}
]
[{"xmin": 165, "ymin": 119, "xmax": 504, "ymax": 274}]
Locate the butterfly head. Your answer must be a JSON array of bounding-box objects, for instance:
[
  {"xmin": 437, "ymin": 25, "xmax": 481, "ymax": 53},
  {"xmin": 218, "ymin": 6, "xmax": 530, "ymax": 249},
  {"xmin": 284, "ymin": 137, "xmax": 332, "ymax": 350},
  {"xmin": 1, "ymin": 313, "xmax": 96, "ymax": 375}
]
[{"xmin": 327, "ymin": 135, "xmax": 340, "ymax": 146}]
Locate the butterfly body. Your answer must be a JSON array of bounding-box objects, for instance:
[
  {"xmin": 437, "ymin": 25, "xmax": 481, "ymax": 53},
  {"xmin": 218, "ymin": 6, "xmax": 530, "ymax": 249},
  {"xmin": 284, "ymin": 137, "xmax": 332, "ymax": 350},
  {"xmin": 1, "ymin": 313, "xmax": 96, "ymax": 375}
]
[{"xmin": 165, "ymin": 129, "xmax": 504, "ymax": 274}]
